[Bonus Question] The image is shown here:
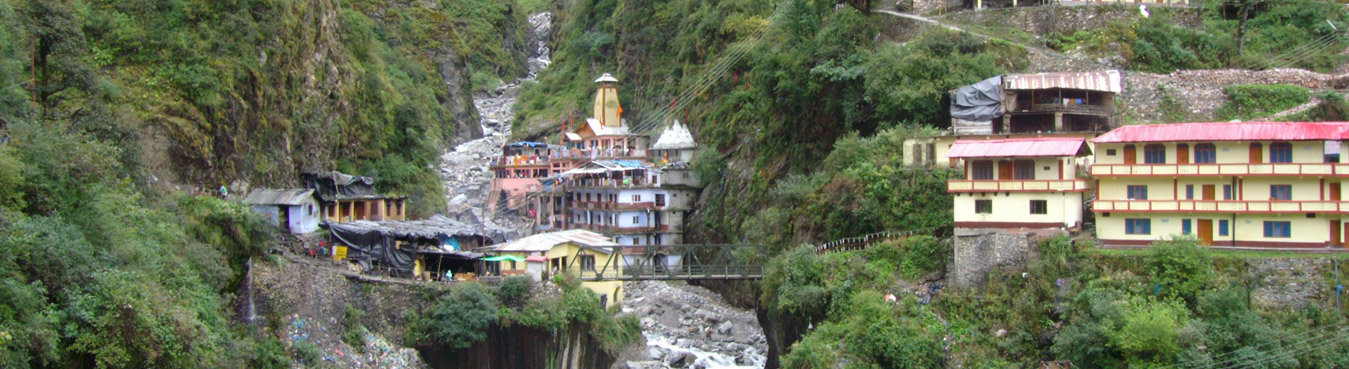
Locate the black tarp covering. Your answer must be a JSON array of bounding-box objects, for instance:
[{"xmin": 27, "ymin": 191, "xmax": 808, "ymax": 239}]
[
  {"xmin": 950, "ymin": 76, "xmax": 1003, "ymax": 122},
  {"xmin": 327, "ymin": 222, "xmax": 417, "ymax": 276},
  {"xmin": 302, "ymin": 171, "xmax": 377, "ymax": 202}
]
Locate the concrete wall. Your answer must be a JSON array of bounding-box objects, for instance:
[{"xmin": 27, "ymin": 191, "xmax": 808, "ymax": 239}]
[
  {"xmin": 954, "ymin": 192, "xmax": 1083, "ymax": 228},
  {"xmin": 1096, "ymin": 213, "xmax": 1344, "ymax": 248},
  {"xmin": 285, "ymin": 202, "xmax": 320, "ymax": 234},
  {"xmin": 1095, "ymin": 141, "xmax": 1327, "ymax": 165}
]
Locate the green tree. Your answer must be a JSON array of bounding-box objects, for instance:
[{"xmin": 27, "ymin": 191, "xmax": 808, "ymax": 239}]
[
  {"xmin": 1146, "ymin": 238, "xmax": 1212, "ymax": 302},
  {"xmin": 425, "ymin": 283, "xmax": 500, "ymax": 349}
]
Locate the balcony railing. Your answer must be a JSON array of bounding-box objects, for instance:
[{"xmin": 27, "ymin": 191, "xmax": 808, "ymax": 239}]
[
  {"xmin": 569, "ymin": 201, "xmax": 659, "ymax": 211},
  {"xmin": 491, "ymin": 156, "xmax": 550, "ymax": 167},
  {"xmin": 571, "ymin": 223, "xmax": 672, "ymax": 234},
  {"xmin": 947, "ymin": 179, "xmax": 1088, "ymax": 192},
  {"xmin": 566, "ymin": 177, "xmax": 657, "ymax": 189},
  {"xmin": 1092, "ymin": 163, "xmax": 1349, "ymax": 177},
  {"xmin": 550, "ymin": 148, "xmax": 648, "ymax": 160},
  {"xmin": 1093, "ymin": 199, "xmax": 1349, "ymax": 213},
  {"xmin": 1020, "ymin": 103, "xmax": 1113, "ymax": 115}
]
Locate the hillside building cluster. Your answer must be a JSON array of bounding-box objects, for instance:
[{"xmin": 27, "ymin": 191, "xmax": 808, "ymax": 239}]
[
  {"xmin": 935, "ymin": 70, "xmax": 1349, "ymax": 250},
  {"xmin": 479, "ymin": 73, "xmax": 705, "ymax": 307}
]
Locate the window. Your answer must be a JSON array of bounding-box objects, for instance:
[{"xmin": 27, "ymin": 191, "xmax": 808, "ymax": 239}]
[
  {"xmin": 1194, "ymin": 143, "xmax": 1216, "ymax": 163},
  {"xmin": 580, "ymin": 255, "xmax": 596, "ymax": 271},
  {"xmin": 1126, "ymin": 219, "xmax": 1151, "ymax": 235},
  {"xmin": 1270, "ymin": 142, "xmax": 1293, "ymax": 163},
  {"xmin": 1107, "ymin": 149, "xmax": 1117, "ymax": 156},
  {"xmin": 1223, "ymin": 185, "xmax": 1233, "ymax": 200},
  {"xmin": 1182, "ymin": 219, "xmax": 1192, "ymax": 234},
  {"xmin": 632, "ymin": 216, "xmax": 640, "ymax": 224},
  {"xmin": 632, "ymin": 195, "xmax": 641, "ymax": 202},
  {"xmin": 1270, "ymin": 185, "xmax": 1292, "ymax": 201},
  {"xmin": 1186, "ymin": 185, "xmax": 1194, "ymax": 200},
  {"xmin": 1030, "ymin": 200, "xmax": 1047, "ymax": 215},
  {"xmin": 971, "ymin": 161, "xmax": 994, "ymax": 180},
  {"xmin": 1014, "ymin": 160, "xmax": 1036, "ymax": 180},
  {"xmin": 1144, "ymin": 144, "xmax": 1166, "ymax": 164},
  {"xmin": 1263, "ymin": 221, "xmax": 1291, "ymax": 238},
  {"xmin": 1127, "ymin": 185, "xmax": 1149, "ymax": 200},
  {"xmin": 975, "ymin": 199, "xmax": 992, "ymax": 214},
  {"xmin": 1219, "ymin": 220, "xmax": 1229, "ymax": 236}
]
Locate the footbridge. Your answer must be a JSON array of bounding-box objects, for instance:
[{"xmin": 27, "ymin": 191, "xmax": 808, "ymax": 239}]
[
  {"xmin": 563, "ymin": 244, "xmax": 766, "ymax": 281},
  {"xmin": 557, "ymin": 226, "xmax": 950, "ymax": 281}
]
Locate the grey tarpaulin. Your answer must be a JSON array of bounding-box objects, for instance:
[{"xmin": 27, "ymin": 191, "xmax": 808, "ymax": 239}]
[
  {"xmin": 302, "ymin": 171, "xmax": 377, "ymax": 202},
  {"xmin": 325, "ymin": 222, "xmax": 417, "ymax": 275},
  {"xmin": 950, "ymin": 76, "xmax": 1003, "ymax": 122}
]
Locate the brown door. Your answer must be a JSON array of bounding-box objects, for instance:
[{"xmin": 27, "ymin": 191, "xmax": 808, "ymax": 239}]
[
  {"xmin": 1331, "ymin": 183, "xmax": 1341, "ymax": 201},
  {"xmin": 1177, "ymin": 144, "xmax": 1190, "ymax": 165},
  {"xmin": 1250, "ymin": 143, "xmax": 1263, "ymax": 163},
  {"xmin": 1333, "ymin": 220, "xmax": 1342, "ymax": 246},
  {"xmin": 998, "ymin": 160, "xmax": 1014, "ymax": 180},
  {"xmin": 1124, "ymin": 145, "xmax": 1137, "ymax": 165},
  {"xmin": 1202, "ymin": 185, "xmax": 1216, "ymax": 201},
  {"xmin": 1197, "ymin": 219, "xmax": 1213, "ymax": 245}
]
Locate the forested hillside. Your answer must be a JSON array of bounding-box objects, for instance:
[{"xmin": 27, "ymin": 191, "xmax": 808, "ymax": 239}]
[
  {"xmin": 0, "ymin": 0, "xmax": 532, "ymax": 367},
  {"xmin": 516, "ymin": 0, "xmax": 1349, "ymax": 367}
]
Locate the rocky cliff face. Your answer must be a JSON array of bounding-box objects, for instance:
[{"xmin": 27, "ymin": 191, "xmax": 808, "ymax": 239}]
[{"xmin": 418, "ymin": 323, "xmax": 616, "ymax": 369}]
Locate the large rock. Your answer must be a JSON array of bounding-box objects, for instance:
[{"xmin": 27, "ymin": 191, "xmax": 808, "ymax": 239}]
[{"xmin": 716, "ymin": 321, "xmax": 733, "ymax": 335}]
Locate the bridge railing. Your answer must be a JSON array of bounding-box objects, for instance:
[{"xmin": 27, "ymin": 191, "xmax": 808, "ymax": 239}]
[
  {"xmin": 814, "ymin": 226, "xmax": 948, "ymax": 254},
  {"xmin": 563, "ymin": 244, "xmax": 766, "ymax": 281}
]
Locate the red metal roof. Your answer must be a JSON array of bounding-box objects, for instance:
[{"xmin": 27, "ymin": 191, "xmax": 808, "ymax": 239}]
[
  {"xmin": 1094, "ymin": 122, "xmax": 1349, "ymax": 143},
  {"xmin": 946, "ymin": 137, "xmax": 1088, "ymax": 158}
]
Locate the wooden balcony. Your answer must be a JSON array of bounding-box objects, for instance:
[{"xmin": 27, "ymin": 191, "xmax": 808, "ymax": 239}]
[
  {"xmin": 1094, "ymin": 199, "xmax": 1349, "ymax": 214},
  {"xmin": 947, "ymin": 179, "xmax": 1088, "ymax": 193},
  {"xmin": 1091, "ymin": 163, "xmax": 1349, "ymax": 177}
]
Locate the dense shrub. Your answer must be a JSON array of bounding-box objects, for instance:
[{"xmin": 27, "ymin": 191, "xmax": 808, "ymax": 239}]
[
  {"xmin": 423, "ymin": 283, "xmax": 500, "ymax": 349},
  {"xmin": 1216, "ymin": 84, "xmax": 1312, "ymax": 120},
  {"xmin": 1146, "ymin": 238, "xmax": 1213, "ymax": 302},
  {"xmin": 497, "ymin": 276, "xmax": 532, "ymax": 308}
]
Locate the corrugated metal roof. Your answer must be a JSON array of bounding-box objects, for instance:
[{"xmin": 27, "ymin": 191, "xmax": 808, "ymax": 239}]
[
  {"xmin": 334, "ymin": 214, "xmax": 515, "ymax": 242},
  {"xmin": 491, "ymin": 229, "xmax": 616, "ymax": 253},
  {"xmin": 243, "ymin": 189, "xmax": 315, "ymax": 206},
  {"xmin": 1094, "ymin": 122, "xmax": 1349, "ymax": 143},
  {"xmin": 1004, "ymin": 70, "xmax": 1121, "ymax": 93},
  {"xmin": 595, "ymin": 73, "xmax": 618, "ymax": 83},
  {"xmin": 947, "ymin": 137, "xmax": 1088, "ymax": 158}
]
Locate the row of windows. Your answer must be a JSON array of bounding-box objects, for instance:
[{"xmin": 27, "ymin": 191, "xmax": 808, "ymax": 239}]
[
  {"xmin": 1109, "ymin": 142, "xmax": 1295, "ymax": 164},
  {"xmin": 1124, "ymin": 184, "xmax": 1292, "ymax": 200},
  {"xmin": 1124, "ymin": 218, "xmax": 1287, "ymax": 237},
  {"xmin": 973, "ymin": 199, "xmax": 1048, "ymax": 215},
  {"xmin": 968, "ymin": 160, "xmax": 1044, "ymax": 180}
]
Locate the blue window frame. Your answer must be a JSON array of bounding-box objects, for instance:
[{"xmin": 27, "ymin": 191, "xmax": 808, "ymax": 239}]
[
  {"xmin": 1224, "ymin": 185, "xmax": 1233, "ymax": 200},
  {"xmin": 1194, "ymin": 143, "xmax": 1216, "ymax": 163},
  {"xmin": 1182, "ymin": 219, "xmax": 1192, "ymax": 234},
  {"xmin": 1270, "ymin": 142, "xmax": 1293, "ymax": 163},
  {"xmin": 1263, "ymin": 221, "xmax": 1291, "ymax": 238},
  {"xmin": 1219, "ymin": 220, "xmax": 1229, "ymax": 236},
  {"xmin": 971, "ymin": 161, "xmax": 994, "ymax": 180},
  {"xmin": 1144, "ymin": 144, "xmax": 1167, "ymax": 164},
  {"xmin": 1126, "ymin": 219, "xmax": 1151, "ymax": 235},
  {"xmin": 1270, "ymin": 185, "xmax": 1292, "ymax": 201},
  {"xmin": 1186, "ymin": 185, "xmax": 1194, "ymax": 200},
  {"xmin": 1127, "ymin": 185, "xmax": 1149, "ymax": 200}
]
